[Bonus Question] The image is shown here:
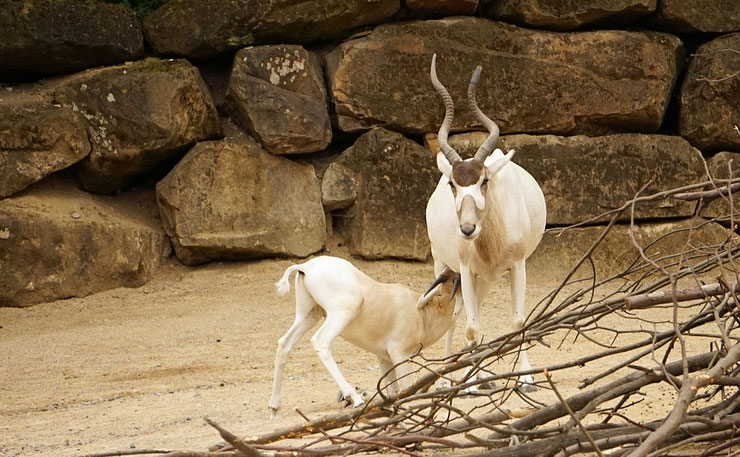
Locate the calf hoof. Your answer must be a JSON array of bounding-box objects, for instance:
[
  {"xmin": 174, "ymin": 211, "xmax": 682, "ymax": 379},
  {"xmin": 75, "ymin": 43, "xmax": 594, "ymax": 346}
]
[
  {"xmin": 336, "ymin": 387, "xmax": 368, "ymax": 408},
  {"xmin": 269, "ymin": 407, "xmax": 279, "ymax": 420}
]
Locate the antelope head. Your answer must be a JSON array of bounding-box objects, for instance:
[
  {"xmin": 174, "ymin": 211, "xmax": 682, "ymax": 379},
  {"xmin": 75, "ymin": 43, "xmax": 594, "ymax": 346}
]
[{"xmin": 430, "ymin": 54, "xmax": 515, "ymax": 240}]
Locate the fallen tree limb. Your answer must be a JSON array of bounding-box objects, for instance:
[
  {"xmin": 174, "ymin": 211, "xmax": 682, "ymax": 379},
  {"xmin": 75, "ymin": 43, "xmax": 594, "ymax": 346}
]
[
  {"xmin": 626, "ymin": 343, "xmax": 740, "ymax": 457},
  {"xmin": 493, "ymin": 352, "xmax": 717, "ymax": 438},
  {"xmin": 624, "ymin": 281, "xmax": 739, "ymax": 310},
  {"xmin": 206, "ymin": 418, "xmax": 264, "ymax": 457}
]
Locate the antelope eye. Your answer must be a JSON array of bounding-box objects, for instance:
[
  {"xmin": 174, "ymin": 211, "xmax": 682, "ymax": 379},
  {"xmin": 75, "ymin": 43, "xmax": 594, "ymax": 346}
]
[{"xmin": 481, "ymin": 178, "xmax": 489, "ymax": 187}]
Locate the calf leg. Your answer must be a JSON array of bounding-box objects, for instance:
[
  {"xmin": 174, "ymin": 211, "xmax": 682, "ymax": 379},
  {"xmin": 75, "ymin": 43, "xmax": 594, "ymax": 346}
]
[
  {"xmin": 378, "ymin": 357, "xmax": 398, "ymax": 396},
  {"xmin": 387, "ymin": 348, "xmax": 413, "ymax": 393},
  {"xmin": 269, "ymin": 275, "xmax": 322, "ymax": 418},
  {"xmin": 311, "ymin": 312, "xmax": 366, "ymax": 408}
]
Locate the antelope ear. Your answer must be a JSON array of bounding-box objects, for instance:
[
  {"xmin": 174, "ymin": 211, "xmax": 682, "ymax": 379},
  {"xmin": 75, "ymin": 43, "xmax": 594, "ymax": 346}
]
[
  {"xmin": 436, "ymin": 152, "xmax": 452, "ymax": 178},
  {"xmin": 484, "ymin": 148, "xmax": 515, "ymax": 176}
]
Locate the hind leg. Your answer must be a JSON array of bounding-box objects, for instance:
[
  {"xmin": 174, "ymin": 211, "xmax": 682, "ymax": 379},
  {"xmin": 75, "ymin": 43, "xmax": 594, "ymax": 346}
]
[
  {"xmin": 269, "ymin": 276, "xmax": 322, "ymax": 418},
  {"xmin": 311, "ymin": 312, "xmax": 365, "ymax": 408}
]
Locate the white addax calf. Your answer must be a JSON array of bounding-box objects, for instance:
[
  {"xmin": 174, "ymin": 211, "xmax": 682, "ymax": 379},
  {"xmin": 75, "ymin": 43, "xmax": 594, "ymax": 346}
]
[
  {"xmin": 268, "ymin": 255, "xmax": 461, "ymax": 418},
  {"xmin": 422, "ymin": 54, "xmax": 547, "ymax": 390}
]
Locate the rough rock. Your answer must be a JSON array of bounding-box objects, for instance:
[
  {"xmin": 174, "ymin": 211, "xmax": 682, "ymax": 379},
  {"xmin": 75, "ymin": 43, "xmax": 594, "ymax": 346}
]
[
  {"xmin": 53, "ymin": 58, "xmax": 222, "ymax": 194},
  {"xmin": 331, "ymin": 128, "xmax": 438, "ymax": 260},
  {"xmin": 0, "ymin": 177, "xmax": 171, "ymax": 307},
  {"xmin": 0, "ymin": 0, "xmax": 144, "ymax": 79},
  {"xmin": 529, "ymin": 220, "xmax": 732, "ymax": 282},
  {"xmin": 144, "ymin": 0, "xmax": 400, "ymax": 59},
  {"xmin": 438, "ymin": 132, "xmax": 705, "ymax": 225},
  {"xmin": 156, "ymin": 138, "xmax": 326, "ymax": 265},
  {"xmin": 0, "ymin": 104, "xmax": 90, "ymax": 199},
  {"xmin": 321, "ymin": 161, "xmax": 359, "ymax": 211},
  {"xmin": 406, "ymin": 0, "xmax": 478, "ymax": 17},
  {"xmin": 326, "ymin": 18, "xmax": 683, "ymax": 135},
  {"xmin": 679, "ymin": 34, "xmax": 740, "ymax": 153},
  {"xmin": 652, "ymin": 0, "xmax": 740, "ymax": 33},
  {"xmin": 703, "ymin": 151, "xmax": 740, "ymax": 222},
  {"xmin": 481, "ymin": 0, "xmax": 655, "ymax": 31},
  {"xmin": 226, "ymin": 45, "xmax": 331, "ymax": 155}
]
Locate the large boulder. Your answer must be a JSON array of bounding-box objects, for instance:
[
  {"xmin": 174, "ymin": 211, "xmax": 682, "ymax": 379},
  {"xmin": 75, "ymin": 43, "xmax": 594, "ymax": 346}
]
[
  {"xmin": 652, "ymin": 0, "xmax": 740, "ymax": 33},
  {"xmin": 529, "ymin": 220, "xmax": 732, "ymax": 281},
  {"xmin": 226, "ymin": 45, "xmax": 331, "ymax": 155},
  {"xmin": 144, "ymin": 0, "xmax": 400, "ymax": 59},
  {"xmin": 326, "ymin": 18, "xmax": 683, "ymax": 136},
  {"xmin": 325, "ymin": 128, "xmax": 438, "ymax": 260},
  {"xmin": 481, "ymin": 0, "xmax": 655, "ymax": 31},
  {"xmin": 0, "ymin": 0, "xmax": 144, "ymax": 79},
  {"xmin": 321, "ymin": 161, "xmax": 359, "ymax": 211},
  {"xmin": 679, "ymin": 34, "xmax": 740, "ymax": 153},
  {"xmin": 53, "ymin": 58, "xmax": 222, "ymax": 194},
  {"xmin": 0, "ymin": 103, "xmax": 90, "ymax": 199},
  {"xmin": 156, "ymin": 138, "xmax": 326, "ymax": 265},
  {"xmin": 436, "ymin": 132, "xmax": 705, "ymax": 225},
  {"xmin": 0, "ymin": 177, "xmax": 171, "ymax": 307}
]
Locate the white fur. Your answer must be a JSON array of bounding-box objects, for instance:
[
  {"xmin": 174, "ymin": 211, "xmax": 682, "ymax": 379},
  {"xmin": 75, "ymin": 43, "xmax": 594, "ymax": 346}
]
[
  {"xmin": 426, "ymin": 147, "xmax": 546, "ymax": 388},
  {"xmin": 269, "ymin": 256, "xmax": 459, "ymax": 418}
]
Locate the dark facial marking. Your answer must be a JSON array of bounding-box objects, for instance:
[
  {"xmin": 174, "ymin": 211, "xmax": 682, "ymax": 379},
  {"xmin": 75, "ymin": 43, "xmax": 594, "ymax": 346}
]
[{"xmin": 451, "ymin": 160, "xmax": 485, "ymax": 187}]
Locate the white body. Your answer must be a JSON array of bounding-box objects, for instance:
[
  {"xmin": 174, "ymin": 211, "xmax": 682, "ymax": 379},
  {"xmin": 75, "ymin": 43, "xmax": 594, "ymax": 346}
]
[
  {"xmin": 427, "ymin": 149, "xmax": 546, "ymax": 385},
  {"xmin": 269, "ymin": 256, "xmax": 458, "ymax": 417}
]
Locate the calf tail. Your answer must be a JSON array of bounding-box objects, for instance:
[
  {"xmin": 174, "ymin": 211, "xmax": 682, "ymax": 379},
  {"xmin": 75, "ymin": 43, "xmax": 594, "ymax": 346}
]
[{"xmin": 275, "ymin": 265, "xmax": 302, "ymax": 296}]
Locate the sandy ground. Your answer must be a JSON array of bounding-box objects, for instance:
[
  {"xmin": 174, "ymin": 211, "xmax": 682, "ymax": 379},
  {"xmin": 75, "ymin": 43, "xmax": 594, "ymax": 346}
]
[{"xmin": 0, "ymin": 249, "xmax": 721, "ymax": 457}]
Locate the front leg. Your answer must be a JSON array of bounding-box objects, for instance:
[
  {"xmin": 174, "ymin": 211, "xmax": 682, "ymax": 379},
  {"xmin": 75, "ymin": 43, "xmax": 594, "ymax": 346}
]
[
  {"xmin": 460, "ymin": 265, "xmax": 480, "ymax": 343},
  {"xmin": 511, "ymin": 260, "xmax": 536, "ymax": 392},
  {"xmin": 378, "ymin": 357, "xmax": 398, "ymax": 396}
]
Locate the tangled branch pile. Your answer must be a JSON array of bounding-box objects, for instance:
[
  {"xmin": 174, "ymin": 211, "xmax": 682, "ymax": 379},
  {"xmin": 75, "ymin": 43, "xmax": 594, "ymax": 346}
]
[{"xmin": 92, "ymin": 177, "xmax": 740, "ymax": 457}]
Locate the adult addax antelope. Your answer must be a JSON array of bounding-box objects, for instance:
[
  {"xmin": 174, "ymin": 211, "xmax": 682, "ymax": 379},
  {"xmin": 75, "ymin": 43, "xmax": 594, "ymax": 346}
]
[{"xmin": 422, "ymin": 54, "xmax": 547, "ymax": 389}]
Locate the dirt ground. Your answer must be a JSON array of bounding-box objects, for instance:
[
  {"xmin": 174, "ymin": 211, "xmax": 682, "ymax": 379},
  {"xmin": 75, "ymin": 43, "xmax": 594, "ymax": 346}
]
[{"xmin": 0, "ymin": 248, "xmax": 720, "ymax": 457}]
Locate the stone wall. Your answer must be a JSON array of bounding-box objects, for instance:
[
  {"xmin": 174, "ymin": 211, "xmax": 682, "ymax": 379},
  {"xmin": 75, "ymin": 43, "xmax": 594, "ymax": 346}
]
[{"xmin": 1, "ymin": 0, "xmax": 739, "ymax": 306}]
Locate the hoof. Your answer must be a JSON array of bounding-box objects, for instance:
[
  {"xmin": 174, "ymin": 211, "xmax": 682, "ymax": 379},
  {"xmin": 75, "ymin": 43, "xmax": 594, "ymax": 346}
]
[
  {"xmin": 336, "ymin": 387, "xmax": 367, "ymax": 408},
  {"xmin": 478, "ymin": 369, "xmax": 497, "ymax": 390},
  {"xmin": 516, "ymin": 375, "xmax": 537, "ymax": 393},
  {"xmin": 435, "ymin": 378, "xmax": 452, "ymax": 391},
  {"xmin": 269, "ymin": 407, "xmax": 279, "ymax": 420},
  {"xmin": 479, "ymin": 379, "xmax": 497, "ymax": 390},
  {"xmin": 462, "ymin": 385, "xmax": 480, "ymax": 395}
]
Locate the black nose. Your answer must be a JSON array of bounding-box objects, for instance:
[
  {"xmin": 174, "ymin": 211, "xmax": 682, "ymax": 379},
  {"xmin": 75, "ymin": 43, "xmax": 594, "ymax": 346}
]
[{"xmin": 461, "ymin": 224, "xmax": 476, "ymax": 236}]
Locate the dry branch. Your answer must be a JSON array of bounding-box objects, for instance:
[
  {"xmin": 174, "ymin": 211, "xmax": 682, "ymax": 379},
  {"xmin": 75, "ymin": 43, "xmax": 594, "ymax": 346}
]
[
  {"xmin": 624, "ymin": 281, "xmax": 740, "ymax": 309},
  {"xmin": 625, "ymin": 343, "xmax": 740, "ymax": 457},
  {"xmin": 673, "ymin": 182, "xmax": 740, "ymax": 201},
  {"xmin": 98, "ymin": 178, "xmax": 740, "ymax": 457}
]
